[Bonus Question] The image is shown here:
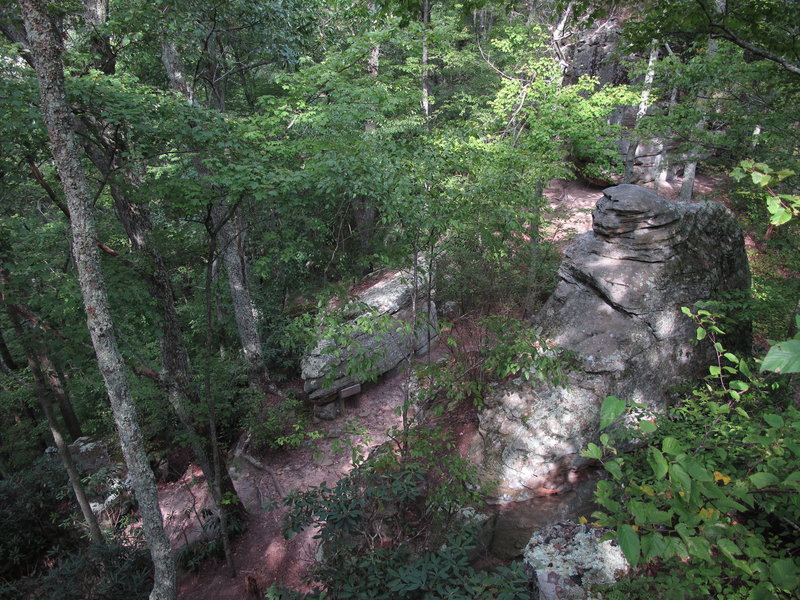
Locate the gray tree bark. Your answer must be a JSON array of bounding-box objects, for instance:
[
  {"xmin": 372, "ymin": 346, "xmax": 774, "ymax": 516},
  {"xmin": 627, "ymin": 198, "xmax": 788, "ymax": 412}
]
[
  {"xmin": 681, "ymin": 0, "xmax": 725, "ymax": 202},
  {"xmin": 352, "ymin": 3, "xmax": 381, "ymax": 270},
  {"xmin": 421, "ymin": 0, "xmax": 431, "ymax": 120},
  {"xmin": 19, "ymin": 2, "xmax": 175, "ymax": 598},
  {"xmin": 623, "ymin": 41, "xmax": 659, "ymax": 185},
  {"xmin": 161, "ymin": 38, "xmax": 271, "ymax": 394},
  {"xmin": 7, "ymin": 305, "xmax": 103, "ymax": 544}
]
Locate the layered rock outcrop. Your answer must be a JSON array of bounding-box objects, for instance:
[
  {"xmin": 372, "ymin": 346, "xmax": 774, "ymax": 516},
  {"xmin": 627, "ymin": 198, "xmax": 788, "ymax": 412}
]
[
  {"xmin": 301, "ymin": 269, "xmax": 437, "ymax": 403},
  {"xmin": 469, "ymin": 185, "xmax": 750, "ymax": 502}
]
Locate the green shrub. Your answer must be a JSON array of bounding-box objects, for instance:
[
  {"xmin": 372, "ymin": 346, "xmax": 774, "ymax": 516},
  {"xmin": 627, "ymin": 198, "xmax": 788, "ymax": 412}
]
[
  {"xmin": 0, "ymin": 458, "xmax": 81, "ymax": 582},
  {"xmin": 176, "ymin": 506, "xmax": 248, "ymax": 573},
  {"xmin": 413, "ymin": 314, "xmax": 566, "ymax": 411},
  {"xmin": 434, "ymin": 229, "xmax": 558, "ymax": 314},
  {"xmin": 28, "ymin": 540, "xmax": 153, "ymax": 600},
  {"xmin": 584, "ymin": 309, "xmax": 800, "ymax": 599},
  {"xmin": 275, "ymin": 426, "xmax": 530, "ymax": 599}
]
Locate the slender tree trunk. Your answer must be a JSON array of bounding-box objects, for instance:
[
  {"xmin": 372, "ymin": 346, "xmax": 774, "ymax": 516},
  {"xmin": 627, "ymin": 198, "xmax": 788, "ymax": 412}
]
[
  {"xmin": 352, "ymin": 5, "xmax": 381, "ymax": 270},
  {"xmin": 204, "ymin": 220, "xmax": 236, "ymax": 577},
  {"xmin": 19, "ymin": 3, "xmax": 175, "ymax": 598},
  {"xmin": 550, "ymin": 0, "xmax": 574, "ymax": 76},
  {"xmin": 623, "ymin": 41, "xmax": 659, "ymax": 184},
  {"xmin": 680, "ymin": 0, "xmax": 725, "ymax": 202},
  {"xmin": 41, "ymin": 347, "xmax": 82, "ymax": 439},
  {"xmin": 0, "ymin": 329, "xmax": 18, "ymax": 370},
  {"xmin": 82, "ymin": 0, "xmax": 114, "ymax": 74},
  {"xmin": 524, "ymin": 179, "xmax": 545, "ymax": 318},
  {"xmin": 212, "ymin": 203, "xmax": 271, "ymax": 392},
  {"xmin": 654, "ymin": 79, "xmax": 679, "ymax": 192},
  {"xmin": 7, "ymin": 306, "xmax": 103, "ymax": 544},
  {"xmin": 160, "ymin": 38, "xmax": 271, "ymax": 394},
  {"xmin": 421, "ymin": 0, "xmax": 431, "ymax": 121},
  {"xmin": 0, "ymin": 272, "xmax": 82, "ymax": 441},
  {"xmin": 679, "ymin": 161, "xmax": 698, "ymax": 202}
]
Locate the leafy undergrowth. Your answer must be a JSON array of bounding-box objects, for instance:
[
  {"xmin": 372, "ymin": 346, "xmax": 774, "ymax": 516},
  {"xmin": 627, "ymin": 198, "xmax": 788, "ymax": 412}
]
[{"xmin": 585, "ymin": 308, "xmax": 800, "ymax": 599}]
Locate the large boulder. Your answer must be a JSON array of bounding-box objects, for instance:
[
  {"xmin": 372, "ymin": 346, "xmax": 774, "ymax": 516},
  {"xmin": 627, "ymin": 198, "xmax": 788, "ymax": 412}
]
[
  {"xmin": 469, "ymin": 185, "xmax": 750, "ymax": 502},
  {"xmin": 524, "ymin": 522, "xmax": 630, "ymax": 600},
  {"xmin": 301, "ymin": 269, "xmax": 437, "ymax": 402}
]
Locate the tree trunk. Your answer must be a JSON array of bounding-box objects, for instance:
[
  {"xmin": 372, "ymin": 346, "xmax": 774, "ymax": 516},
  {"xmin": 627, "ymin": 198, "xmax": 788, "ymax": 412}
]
[
  {"xmin": 550, "ymin": 0, "xmax": 574, "ymax": 76},
  {"xmin": 19, "ymin": 2, "xmax": 176, "ymax": 598},
  {"xmin": 524, "ymin": 179, "xmax": 545, "ymax": 318},
  {"xmin": 679, "ymin": 161, "xmax": 698, "ymax": 202},
  {"xmin": 212, "ymin": 203, "xmax": 271, "ymax": 393},
  {"xmin": 7, "ymin": 305, "xmax": 103, "ymax": 544},
  {"xmin": 82, "ymin": 0, "xmax": 114, "ymax": 74},
  {"xmin": 680, "ymin": 0, "xmax": 725, "ymax": 202},
  {"xmin": 204, "ymin": 223, "xmax": 237, "ymax": 577},
  {"xmin": 352, "ymin": 8, "xmax": 381, "ymax": 270},
  {"xmin": 421, "ymin": 0, "xmax": 431, "ymax": 120},
  {"xmin": 160, "ymin": 38, "xmax": 271, "ymax": 394},
  {"xmin": 0, "ymin": 329, "xmax": 18, "ymax": 370},
  {"xmin": 623, "ymin": 41, "xmax": 658, "ymax": 184}
]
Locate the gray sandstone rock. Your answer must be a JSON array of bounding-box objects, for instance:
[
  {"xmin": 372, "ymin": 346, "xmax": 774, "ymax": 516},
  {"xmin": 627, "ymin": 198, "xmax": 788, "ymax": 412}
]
[
  {"xmin": 45, "ymin": 436, "xmax": 112, "ymax": 473},
  {"xmin": 314, "ymin": 401, "xmax": 340, "ymax": 421},
  {"xmin": 469, "ymin": 185, "xmax": 750, "ymax": 502},
  {"xmin": 523, "ymin": 521, "xmax": 629, "ymax": 600},
  {"xmin": 301, "ymin": 268, "xmax": 437, "ymax": 402}
]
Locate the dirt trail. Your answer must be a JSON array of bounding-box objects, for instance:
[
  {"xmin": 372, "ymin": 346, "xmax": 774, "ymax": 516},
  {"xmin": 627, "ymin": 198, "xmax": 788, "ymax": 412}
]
[
  {"xmin": 171, "ymin": 174, "xmax": 724, "ymax": 599},
  {"xmin": 171, "ymin": 367, "xmax": 411, "ymax": 598}
]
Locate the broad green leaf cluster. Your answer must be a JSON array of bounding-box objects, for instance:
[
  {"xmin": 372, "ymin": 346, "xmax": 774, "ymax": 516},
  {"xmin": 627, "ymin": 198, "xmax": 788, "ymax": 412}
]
[{"xmin": 585, "ymin": 308, "xmax": 800, "ymax": 599}]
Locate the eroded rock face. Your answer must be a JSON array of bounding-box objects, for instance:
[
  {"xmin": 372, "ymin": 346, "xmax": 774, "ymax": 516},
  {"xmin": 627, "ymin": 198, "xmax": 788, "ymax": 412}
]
[
  {"xmin": 563, "ymin": 17, "xmax": 628, "ymax": 87},
  {"xmin": 469, "ymin": 185, "xmax": 750, "ymax": 502},
  {"xmin": 301, "ymin": 269, "xmax": 437, "ymax": 402}
]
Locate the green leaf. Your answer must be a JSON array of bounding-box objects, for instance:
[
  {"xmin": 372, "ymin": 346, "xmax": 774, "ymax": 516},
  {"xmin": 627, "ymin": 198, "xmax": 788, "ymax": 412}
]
[
  {"xmin": 770, "ymin": 558, "xmax": 799, "ymax": 590},
  {"xmin": 739, "ymin": 360, "xmax": 752, "ymax": 377},
  {"xmin": 764, "ymin": 414, "xmax": 784, "ymax": 428},
  {"xmin": 760, "ymin": 340, "xmax": 800, "ymax": 374},
  {"xmin": 605, "ymin": 459, "xmax": 623, "ymax": 480},
  {"xmin": 783, "ymin": 471, "xmax": 800, "ymax": 487},
  {"xmin": 684, "ymin": 458, "xmax": 712, "ymax": 482},
  {"xmin": 751, "ymin": 171, "xmax": 772, "ymax": 186},
  {"xmin": 686, "ymin": 536, "xmax": 712, "ymax": 562},
  {"xmin": 583, "ymin": 443, "xmax": 602, "ymax": 460},
  {"xmin": 717, "ymin": 538, "xmax": 741, "ymax": 561},
  {"xmin": 647, "ymin": 447, "xmax": 669, "ymax": 480},
  {"xmin": 749, "ymin": 472, "xmax": 779, "ymax": 489},
  {"xmin": 669, "ymin": 463, "xmax": 692, "ymax": 491},
  {"xmin": 599, "ymin": 396, "xmax": 626, "ymax": 430},
  {"xmin": 662, "ymin": 437, "xmax": 683, "ymax": 456},
  {"xmin": 639, "ymin": 419, "xmax": 657, "ymax": 434},
  {"xmin": 696, "ymin": 326, "xmax": 707, "ymax": 341},
  {"xmin": 729, "ymin": 380, "xmax": 750, "ymax": 391},
  {"xmin": 617, "ymin": 525, "xmax": 640, "ymax": 567},
  {"xmin": 641, "ymin": 532, "xmax": 667, "ymax": 561},
  {"xmin": 748, "ymin": 583, "xmax": 777, "ymax": 600}
]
